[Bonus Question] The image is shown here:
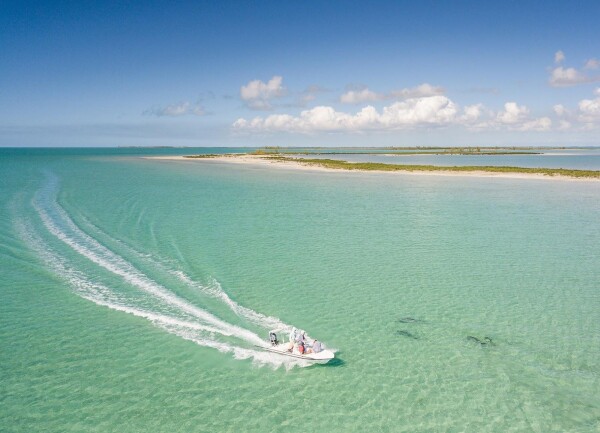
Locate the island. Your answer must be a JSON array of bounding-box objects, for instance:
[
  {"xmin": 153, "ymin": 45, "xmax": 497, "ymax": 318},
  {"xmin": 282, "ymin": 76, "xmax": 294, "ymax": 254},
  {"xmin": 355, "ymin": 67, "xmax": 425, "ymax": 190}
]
[{"xmin": 176, "ymin": 148, "xmax": 600, "ymax": 180}]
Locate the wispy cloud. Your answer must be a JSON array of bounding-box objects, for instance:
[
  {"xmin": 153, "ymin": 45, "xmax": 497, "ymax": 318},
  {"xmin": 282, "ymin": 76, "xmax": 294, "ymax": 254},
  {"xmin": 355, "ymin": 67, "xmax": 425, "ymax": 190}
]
[
  {"xmin": 144, "ymin": 102, "xmax": 205, "ymax": 117},
  {"xmin": 297, "ymin": 85, "xmax": 328, "ymax": 106},
  {"xmin": 339, "ymin": 83, "xmax": 444, "ymax": 104},
  {"xmin": 340, "ymin": 88, "xmax": 383, "ymax": 104},
  {"xmin": 390, "ymin": 83, "xmax": 445, "ymax": 99},
  {"xmin": 584, "ymin": 59, "xmax": 600, "ymax": 70}
]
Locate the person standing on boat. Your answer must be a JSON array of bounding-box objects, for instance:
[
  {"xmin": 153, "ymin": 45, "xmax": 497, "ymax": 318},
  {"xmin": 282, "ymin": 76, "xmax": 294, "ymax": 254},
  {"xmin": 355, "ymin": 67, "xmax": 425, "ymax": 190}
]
[
  {"xmin": 307, "ymin": 339, "xmax": 322, "ymax": 354},
  {"xmin": 288, "ymin": 327, "xmax": 297, "ymax": 352}
]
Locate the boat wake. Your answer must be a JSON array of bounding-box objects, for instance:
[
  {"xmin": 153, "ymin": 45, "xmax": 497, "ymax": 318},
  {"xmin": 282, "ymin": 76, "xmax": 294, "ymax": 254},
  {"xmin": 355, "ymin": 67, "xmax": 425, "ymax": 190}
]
[{"xmin": 13, "ymin": 173, "xmax": 318, "ymax": 369}]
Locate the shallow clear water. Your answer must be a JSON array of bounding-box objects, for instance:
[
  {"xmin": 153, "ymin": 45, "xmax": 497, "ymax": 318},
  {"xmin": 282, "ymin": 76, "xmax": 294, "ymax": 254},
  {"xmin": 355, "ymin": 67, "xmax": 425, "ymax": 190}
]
[
  {"xmin": 1, "ymin": 148, "xmax": 599, "ymax": 432},
  {"xmin": 295, "ymin": 148, "xmax": 600, "ymax": 170}
]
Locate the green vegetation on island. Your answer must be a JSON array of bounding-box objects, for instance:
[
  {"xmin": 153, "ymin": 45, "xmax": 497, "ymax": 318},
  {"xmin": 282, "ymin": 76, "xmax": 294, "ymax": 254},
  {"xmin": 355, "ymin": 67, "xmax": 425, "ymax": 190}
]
[
  {"xmin": 182, "ymin": 152, "xmax": 600, "ymax": 179},
  {"xmin": 251, "ymin": 146, "xmax": 542, "ymax": 155},
  {"xmin": 267, "ymin": 156, "xmax": 600, "ymax": 179}
]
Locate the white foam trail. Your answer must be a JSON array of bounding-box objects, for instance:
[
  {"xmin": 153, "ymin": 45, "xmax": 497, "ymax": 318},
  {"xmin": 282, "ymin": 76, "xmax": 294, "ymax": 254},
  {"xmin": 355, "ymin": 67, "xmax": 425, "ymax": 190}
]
[
  {"xmin": 15, "ymin": 214, "xmax": 308, "ymax": 368},
  {"xmin": 32, "ymin": 174, "xmax": 266, "ymax": 347},
  {"xmin": 14, "ymin": 217, "xmax": 228, "ymax": 336},
  {"xmin": 16, "ymin": 175, "xmax": 317, "ymax": 368},
  {"xmin": 78, "ymin": 211, "xmax": 295, "ymax": 334}
]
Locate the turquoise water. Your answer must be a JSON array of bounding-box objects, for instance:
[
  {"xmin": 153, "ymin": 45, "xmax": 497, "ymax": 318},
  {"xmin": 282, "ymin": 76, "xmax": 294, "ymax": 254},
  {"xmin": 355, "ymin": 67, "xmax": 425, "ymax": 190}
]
[
  {"xmin": 295, "ymin": 148, "xmax": 600, "ymax": 170},
  {"xmin": 1, "ymin": 148, "xmax": 600, "ymax": 432}
]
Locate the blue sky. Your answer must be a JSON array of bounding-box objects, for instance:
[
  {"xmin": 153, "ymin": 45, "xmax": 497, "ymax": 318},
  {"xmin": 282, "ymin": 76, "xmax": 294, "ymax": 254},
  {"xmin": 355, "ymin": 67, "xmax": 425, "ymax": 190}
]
[{"xmin": 1, "ymin": 0, "xmax": 600, "ymax": 147}]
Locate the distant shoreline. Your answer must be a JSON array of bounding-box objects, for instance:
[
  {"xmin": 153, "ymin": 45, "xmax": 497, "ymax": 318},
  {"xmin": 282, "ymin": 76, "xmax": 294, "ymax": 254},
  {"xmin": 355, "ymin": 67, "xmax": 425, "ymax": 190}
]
[{"xmin": 146, "ymin": 154, "xmax": 600, "ymax": 181}]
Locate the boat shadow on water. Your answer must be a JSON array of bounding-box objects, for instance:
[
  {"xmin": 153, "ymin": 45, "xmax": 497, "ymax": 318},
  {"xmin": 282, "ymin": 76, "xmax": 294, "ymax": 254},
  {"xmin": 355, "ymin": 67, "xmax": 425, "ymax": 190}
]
[{"xmin": 314, "ymin": 354, "xmax": 345, "ymax": 367}]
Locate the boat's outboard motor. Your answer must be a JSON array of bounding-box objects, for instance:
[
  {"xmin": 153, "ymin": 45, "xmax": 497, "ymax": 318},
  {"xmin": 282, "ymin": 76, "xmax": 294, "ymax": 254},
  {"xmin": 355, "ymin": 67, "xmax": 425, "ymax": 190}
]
[{"xmin": 269, "ymin": 332, "xmax": 278, "ymax": 346}]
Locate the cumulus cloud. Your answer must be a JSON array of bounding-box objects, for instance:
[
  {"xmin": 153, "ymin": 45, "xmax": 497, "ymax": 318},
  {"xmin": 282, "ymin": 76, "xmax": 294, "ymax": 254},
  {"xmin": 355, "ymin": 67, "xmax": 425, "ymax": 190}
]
[
  {"xmin": 487, "ymin": 102, "xmax": 551, "ymax": 131},
  {"xmin": 240, "ymin": 76, "xmax": 286, "ymax": 110},
  {"xmin": 496, "ymin": 102, "xmax": 529, "ymax": 124},
  {"xmin": 232, "ymin": 95, "xmax": 555, "ymax": 134},
  {"xmin": 548, "ymin": 52, "xmax": 600, "ymax": 86},
  {"xmin": 461, "ymin": 104, "xmax": 484, "ymax": 123},
  {"xmin": 578, "ymin": 88, "xmax": 600, "ymax": 125},
  {"xmin": 553, "ymin": 104, "xmax": 567, "ymax": 116},
  {"xmin": 549, "ymin": 66, "xmax": 590, "ymax": 87},
  {"xmin": 144, "ymin": 102, "xmax": 205, "ymax": 117},
  {"xmin": 234, "ymin": 96, "xmax": 461, "ymax": 132},
  {"xmin": 379, "ymin": 96, "xmax": 458, "ymax": 126}
]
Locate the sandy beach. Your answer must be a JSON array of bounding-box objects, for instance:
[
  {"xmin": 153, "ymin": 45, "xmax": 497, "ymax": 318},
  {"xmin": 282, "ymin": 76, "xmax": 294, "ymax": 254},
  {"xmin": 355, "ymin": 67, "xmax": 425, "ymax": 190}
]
[{"xmin": 146, "ymin": 154, "xmax": 600, "ymax": 182}]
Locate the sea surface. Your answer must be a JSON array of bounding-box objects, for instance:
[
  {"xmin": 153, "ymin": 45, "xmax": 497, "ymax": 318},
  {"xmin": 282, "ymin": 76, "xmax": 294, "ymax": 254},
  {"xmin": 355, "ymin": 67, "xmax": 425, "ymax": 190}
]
[{"xmin": 1, "ymin": 147, "xmax": 599, "ymax": 432}]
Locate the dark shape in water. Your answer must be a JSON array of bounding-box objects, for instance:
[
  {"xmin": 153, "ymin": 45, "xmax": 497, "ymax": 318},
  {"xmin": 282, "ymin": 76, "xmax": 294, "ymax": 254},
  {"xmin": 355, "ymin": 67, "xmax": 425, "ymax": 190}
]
[
  {"xmin": 467, "ymin": 336, "xmax": 494, "ymax": 346},
  {"xmin": 397, "ymin": 317, "xmax": 423, "ymax": 324},
  {"xmin": 396, "ymin": 330, "xmax": 419, "ymax": 339},
  {"xmin": 319, "ymin": 357, "xmax": 345, "ymax": 367}
]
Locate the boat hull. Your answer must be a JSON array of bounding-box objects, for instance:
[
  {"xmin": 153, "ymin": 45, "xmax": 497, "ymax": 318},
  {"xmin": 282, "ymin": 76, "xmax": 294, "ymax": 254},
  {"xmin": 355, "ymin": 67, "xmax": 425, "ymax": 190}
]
[{"xmin": 255, "ymin": 344, "xmax": 335, "ymax": 364}]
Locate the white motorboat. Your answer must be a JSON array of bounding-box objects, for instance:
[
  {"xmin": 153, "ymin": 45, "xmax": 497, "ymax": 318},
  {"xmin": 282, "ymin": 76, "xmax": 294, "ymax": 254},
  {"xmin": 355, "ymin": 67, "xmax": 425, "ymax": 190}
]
[{"xmin": 255, "ymin": 330, "xmax": 335, "ymax": 364}]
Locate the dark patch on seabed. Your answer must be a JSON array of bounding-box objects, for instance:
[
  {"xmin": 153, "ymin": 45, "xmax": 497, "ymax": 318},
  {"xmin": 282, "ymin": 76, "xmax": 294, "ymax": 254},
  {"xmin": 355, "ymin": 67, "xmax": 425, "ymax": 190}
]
[
  {"xmin": 395, "ymin": 330, "xmax": 419, "ymax": 340},
  {"xmin": 397, "ymin": 317, "xmax": 424, "ymax": 324},
  {"xmin": 467, "ymin": 336, "xmax": 495, "ymax": 347}
]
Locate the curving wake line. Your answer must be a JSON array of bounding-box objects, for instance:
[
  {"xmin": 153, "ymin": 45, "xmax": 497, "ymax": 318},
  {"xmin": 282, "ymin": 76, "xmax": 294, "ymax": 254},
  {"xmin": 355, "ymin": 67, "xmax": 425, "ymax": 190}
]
[
  {"xmin": 77, "ymin": 213, "xmax": 293, "ymax": 333},
  {"xmin": 16, "ymin": 173, "xmax": 315, "ymax": 369}
]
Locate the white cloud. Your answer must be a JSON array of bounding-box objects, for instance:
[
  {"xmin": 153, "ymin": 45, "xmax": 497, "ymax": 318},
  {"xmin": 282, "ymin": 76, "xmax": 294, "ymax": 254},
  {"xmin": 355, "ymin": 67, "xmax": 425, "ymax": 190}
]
[
  {"xmin": 496, "ymin": 102, "xmax": 529, "ymax": 124},
  {"xmin": 558, "ymin": 120, "xmax": 572, "ymax": 130},
  {"xmin": 233, "ymin": 95, "xmax": 553, "ymax": 134},
  {"xmin": 390, "ymin": 83, "xmax": 445, "ymax": 99},
  {"xmin": 548, "ymin": 52, "xmax": 600, "ymax": 86},
  {"xmin": 519, "ymin": 117, "xmax": 552, "ymax": 131},
  {"xmin": 553, "ymin": 104, "xmax": 567, "ymax": 116},
  {"xmin": 379, "ymin": 96, "xmax": 458, "ymax": 126},
  {"xmin": 339, "ymin": 83, "xmax": 444, "ymax": 104},
  {"xmin": 240, "ymin": 76, "xmax": 286, "ymax": 110},
  {"xmin": 578, "ymin": 88, "xmax": 600, "ymax": 124},
  {"xmin": 144, "ymin": 102, "xmax": 205, "ymax": 117},
  {"xmin": 461, "ymin": 104, "xmax": 484, "ymax": 123},
  {"xmin": 490, "ymin": 103, "xmax": 551, "ymax": 131},
  {"xmin": 549, "ymin": 66, "xmax": 589, "ymax": 87},
  {"xmin": 340, "ymin": 88, "xmax": 383, "ymax": 104},
  {"xmin": 234, "ymin": 96, "xmax": 461, "ymax": 132}
]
